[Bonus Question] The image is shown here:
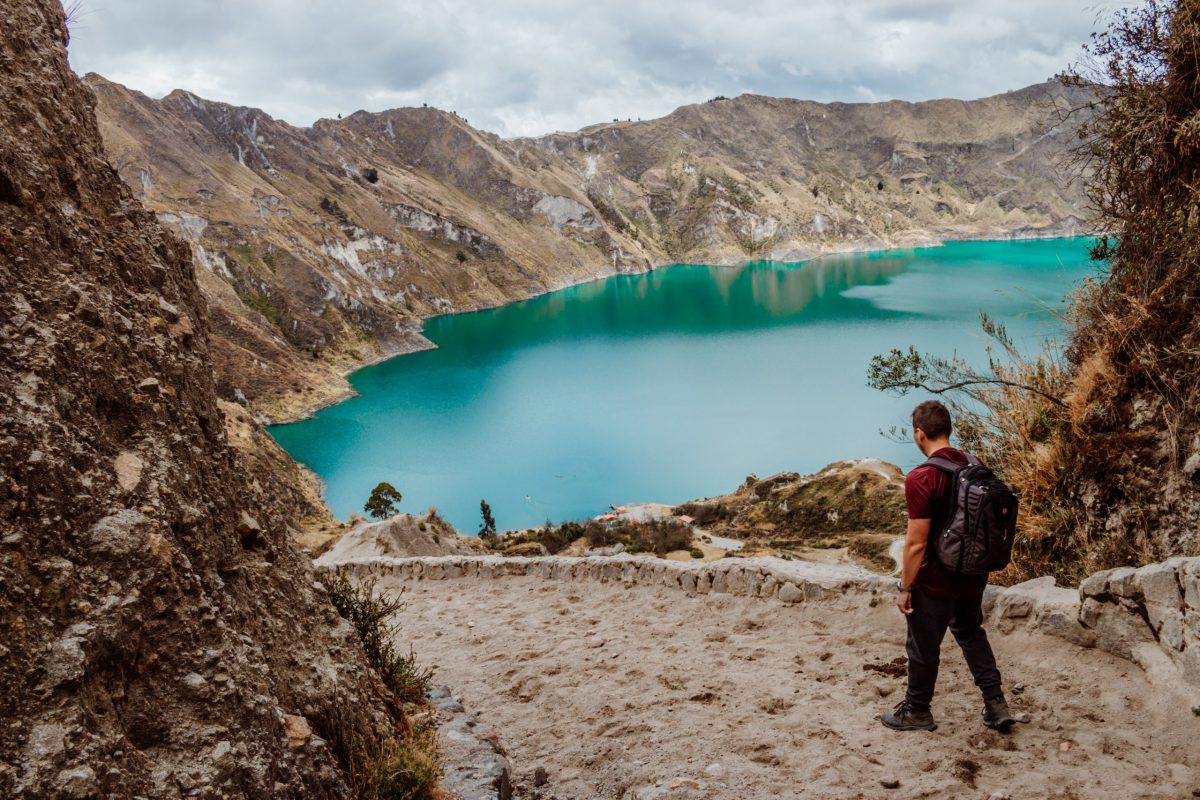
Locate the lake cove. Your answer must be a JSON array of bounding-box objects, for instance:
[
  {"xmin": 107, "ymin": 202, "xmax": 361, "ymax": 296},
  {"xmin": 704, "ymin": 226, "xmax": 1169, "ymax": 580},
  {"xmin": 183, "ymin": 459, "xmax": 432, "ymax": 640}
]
[{"xmin": 270, "ymin": 238, "xmax": 1096, "ymax": 532}]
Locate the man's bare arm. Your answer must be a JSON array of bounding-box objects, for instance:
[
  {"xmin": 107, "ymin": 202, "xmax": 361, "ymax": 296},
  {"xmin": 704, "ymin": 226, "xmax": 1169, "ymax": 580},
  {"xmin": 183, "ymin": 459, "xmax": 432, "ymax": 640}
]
[
  {"xmin": 902, "ymin": 518, "xmax": 931, "ymax": 587},
  {"xmin": 897, "ymin": 517, "xmax": 931, "ymax": 615}
]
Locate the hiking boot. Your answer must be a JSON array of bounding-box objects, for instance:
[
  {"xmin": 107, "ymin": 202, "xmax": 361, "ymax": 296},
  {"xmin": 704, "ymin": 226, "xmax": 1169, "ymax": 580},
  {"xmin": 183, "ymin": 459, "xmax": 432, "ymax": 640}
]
[
  {"xmin": 983, "ymin": 696, "xmax": 1016, "ymax": 732},
  {"xmin": 880, "ymin": 700, "xmax": 937, "ymax": 731}
]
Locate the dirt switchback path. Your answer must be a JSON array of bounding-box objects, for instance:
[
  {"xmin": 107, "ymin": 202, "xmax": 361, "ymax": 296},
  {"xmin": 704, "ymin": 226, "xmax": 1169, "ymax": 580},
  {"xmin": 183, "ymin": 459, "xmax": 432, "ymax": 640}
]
[{"xmin": 385, "ymin": 575, "xmax": 1198, "ymax": 800}]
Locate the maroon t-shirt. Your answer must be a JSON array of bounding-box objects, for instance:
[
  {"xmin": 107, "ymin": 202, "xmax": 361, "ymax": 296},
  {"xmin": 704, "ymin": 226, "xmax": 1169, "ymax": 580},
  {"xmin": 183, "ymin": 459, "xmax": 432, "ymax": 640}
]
[{"xmin": 904, "ymin": 447, "xmax": 989, "ymax": 598}]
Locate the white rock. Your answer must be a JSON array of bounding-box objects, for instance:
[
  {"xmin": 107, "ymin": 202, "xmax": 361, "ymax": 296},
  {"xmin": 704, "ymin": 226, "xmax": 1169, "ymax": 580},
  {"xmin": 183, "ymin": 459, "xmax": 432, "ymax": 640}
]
[
  {"xmin": 779, "ymin": 582, "xmax": 804, "ymax": 604},
  {"xmin": 55, "ymin": 766, "xmax": 97, "ymax": 799},
  {"xmin": 113, "ymin": 451, "xmax": 144, "ymax": 493}
]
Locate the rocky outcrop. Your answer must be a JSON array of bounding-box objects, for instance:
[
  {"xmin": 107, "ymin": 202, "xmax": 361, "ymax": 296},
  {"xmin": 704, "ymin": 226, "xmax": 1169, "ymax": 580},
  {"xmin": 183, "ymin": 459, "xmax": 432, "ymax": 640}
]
[
  {"xmin": 86, "ymin": 76, "xmax": 1098, "ymax": 420},
  {"xmin": 0, "ymin": 2, "xmax": 398, "ymax": 795},
  {"xmin": 315, "ymin": 512, "xmax": 485, "ymax": 563},
  {"xmin": 674, "ymin": 459, "xmax": 909, "ymax": 568},
  {"xmin": 1078, "ymin": 558, "xmax": 1200, "ymax": 686}
]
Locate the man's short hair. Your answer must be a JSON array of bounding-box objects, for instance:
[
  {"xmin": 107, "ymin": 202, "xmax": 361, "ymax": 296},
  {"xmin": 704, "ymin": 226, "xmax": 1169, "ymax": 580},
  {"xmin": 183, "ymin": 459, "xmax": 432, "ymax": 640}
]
[{"xmin": 912, "ymin": 400, "xmax": 952, "ymax": 439}]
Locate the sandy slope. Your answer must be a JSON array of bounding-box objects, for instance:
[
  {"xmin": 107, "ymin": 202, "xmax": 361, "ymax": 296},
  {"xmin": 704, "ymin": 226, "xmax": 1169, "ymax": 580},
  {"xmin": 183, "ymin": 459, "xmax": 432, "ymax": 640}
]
[{"xmin": 385, "ymin": 574, "xmax": 1199, "ymax": 800}]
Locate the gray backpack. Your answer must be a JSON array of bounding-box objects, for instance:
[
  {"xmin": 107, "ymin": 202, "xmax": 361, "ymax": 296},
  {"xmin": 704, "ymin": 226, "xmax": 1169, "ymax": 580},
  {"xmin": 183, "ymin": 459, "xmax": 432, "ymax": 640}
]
[{"xmin": 923, "ymin": 455, "xmax": 1018, "ymax": 575}]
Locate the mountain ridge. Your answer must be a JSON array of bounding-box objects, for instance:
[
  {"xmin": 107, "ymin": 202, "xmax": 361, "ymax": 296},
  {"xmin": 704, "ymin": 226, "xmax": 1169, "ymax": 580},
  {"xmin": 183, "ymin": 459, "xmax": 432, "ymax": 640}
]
[{"xmin": 85, "ymin": 73, "xmax": 1098, "ymax": 421}]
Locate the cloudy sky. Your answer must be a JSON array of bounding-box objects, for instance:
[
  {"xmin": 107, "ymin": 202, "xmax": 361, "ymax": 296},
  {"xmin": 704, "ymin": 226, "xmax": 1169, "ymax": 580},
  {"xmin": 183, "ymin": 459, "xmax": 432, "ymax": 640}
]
[{"xmin": 66, "ymin": 0, "xmax": 1123, "ymax": 138}]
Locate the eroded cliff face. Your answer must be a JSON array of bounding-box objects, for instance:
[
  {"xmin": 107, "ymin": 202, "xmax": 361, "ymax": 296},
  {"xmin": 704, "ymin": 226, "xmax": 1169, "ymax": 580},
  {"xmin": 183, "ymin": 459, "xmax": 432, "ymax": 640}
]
[
  {"xmin": 0, "ymin": 3, "xmax": 396, "ymax": 795},
  {"xmin": 86, "ymin": 76, "xmax": 1097, "ymax": 420}
]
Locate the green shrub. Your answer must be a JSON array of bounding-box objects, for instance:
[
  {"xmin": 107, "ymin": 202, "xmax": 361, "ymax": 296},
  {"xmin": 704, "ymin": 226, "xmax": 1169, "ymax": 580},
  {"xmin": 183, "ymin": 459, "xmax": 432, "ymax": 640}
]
[
  {"xmin": 673, "ymin": 502, "xmax": 734, "ymax": 526},
  {"xmin": 320, "ymin": 572, "xmax": 434, "ymax": 705},
  {"xmin": 479, "ymin": 500, "xmax": 496, "ymax": 537},
  {"xmin": 689, "ymin": 548, "xmax": 704, "ymax": 559}
]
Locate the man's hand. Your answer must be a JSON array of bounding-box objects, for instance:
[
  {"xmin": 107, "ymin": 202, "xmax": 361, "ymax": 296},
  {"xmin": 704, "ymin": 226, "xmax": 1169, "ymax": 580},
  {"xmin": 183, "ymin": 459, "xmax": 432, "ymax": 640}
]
[{"xmin": 897, "ymin": 590, "xmax": 913, "ymax": 616}]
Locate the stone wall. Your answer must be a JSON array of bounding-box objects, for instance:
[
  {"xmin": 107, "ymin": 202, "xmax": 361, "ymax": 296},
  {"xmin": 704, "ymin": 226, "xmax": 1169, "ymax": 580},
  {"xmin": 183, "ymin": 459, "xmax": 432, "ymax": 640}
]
[
  {"xmin": 324, "ymin": 554, "xmax": 1200, "ymax": 691},
  {"xmin": 326, "ymin": 553, "xmax": 894, "ymax": 605},
  {"xmin": 1079, "ymin": 558, "xmax": 1200, "ymax": 687}
]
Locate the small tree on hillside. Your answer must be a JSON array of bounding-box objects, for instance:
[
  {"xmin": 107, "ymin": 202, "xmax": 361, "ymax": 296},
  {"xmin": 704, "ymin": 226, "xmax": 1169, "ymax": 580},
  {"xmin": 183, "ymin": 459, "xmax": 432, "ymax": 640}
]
[
  {"xmin": 479, "ymin": 500, "xmax": 496, "ymax": 538},
  {"xmin": 364, "ymin": 482, "xmax": 403, "ymax": 520}
]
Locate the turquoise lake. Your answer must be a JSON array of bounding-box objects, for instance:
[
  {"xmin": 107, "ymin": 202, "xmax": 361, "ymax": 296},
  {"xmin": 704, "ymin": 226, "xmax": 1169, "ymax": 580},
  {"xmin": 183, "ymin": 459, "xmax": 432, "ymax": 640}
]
[{"xmin": 270, "ymin": 238, "xmax": 1097, "ymax": 533}]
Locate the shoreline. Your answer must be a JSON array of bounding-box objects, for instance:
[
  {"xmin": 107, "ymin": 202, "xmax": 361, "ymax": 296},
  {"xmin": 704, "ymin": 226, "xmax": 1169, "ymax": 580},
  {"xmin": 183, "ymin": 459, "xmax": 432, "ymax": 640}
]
[{"xmin": 264, "ymin": 224, "xmax": 1096, "ymax": 427}]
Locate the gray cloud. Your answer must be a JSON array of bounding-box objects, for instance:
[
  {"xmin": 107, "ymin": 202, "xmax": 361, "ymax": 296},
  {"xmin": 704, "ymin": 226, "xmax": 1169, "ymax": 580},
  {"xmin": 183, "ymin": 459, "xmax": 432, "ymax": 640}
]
[{"xmin": 65, "ymin": 0, "xmax": 1124, "ymax": 137}]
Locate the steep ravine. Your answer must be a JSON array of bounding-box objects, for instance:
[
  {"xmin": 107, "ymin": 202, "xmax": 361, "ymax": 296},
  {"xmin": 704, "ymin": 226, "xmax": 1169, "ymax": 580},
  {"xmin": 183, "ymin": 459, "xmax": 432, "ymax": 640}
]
[
  {"xmin": 0, "ymin": 2, "xmax": 401, "ymax": 795},
  {"xmin": 86, "ymin": 75, "xmax": 1098, "ymax": 422}
]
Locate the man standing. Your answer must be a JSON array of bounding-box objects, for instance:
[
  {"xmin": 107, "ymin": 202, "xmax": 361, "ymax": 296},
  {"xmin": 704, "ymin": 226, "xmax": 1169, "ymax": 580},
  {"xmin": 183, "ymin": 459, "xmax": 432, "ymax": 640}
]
[{"xmin": 880, "ymin": 400, "xmax": 1016, "ymax": 732}]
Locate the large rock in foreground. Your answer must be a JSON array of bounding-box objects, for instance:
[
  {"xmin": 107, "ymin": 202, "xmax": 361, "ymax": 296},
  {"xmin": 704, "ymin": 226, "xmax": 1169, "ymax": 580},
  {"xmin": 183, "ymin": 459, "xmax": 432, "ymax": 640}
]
[{"xmin": 0, "ymin": 3, "xmax": 395, "ymax": 795}]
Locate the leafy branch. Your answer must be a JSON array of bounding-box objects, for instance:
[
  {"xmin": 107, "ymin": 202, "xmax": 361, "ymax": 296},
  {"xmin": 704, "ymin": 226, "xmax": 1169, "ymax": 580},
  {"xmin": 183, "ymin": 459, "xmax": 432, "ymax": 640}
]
[{"xmin": 867, "ymin": 313, "xmax": 1067, "ymax": 408}]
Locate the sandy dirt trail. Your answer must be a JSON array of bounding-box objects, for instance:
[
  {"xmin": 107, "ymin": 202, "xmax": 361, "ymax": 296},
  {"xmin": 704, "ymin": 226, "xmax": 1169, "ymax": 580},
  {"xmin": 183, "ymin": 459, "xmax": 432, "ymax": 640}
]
[{"xmin": 385, "ymin": 574, "xmax": 1198, "ymax": 800}]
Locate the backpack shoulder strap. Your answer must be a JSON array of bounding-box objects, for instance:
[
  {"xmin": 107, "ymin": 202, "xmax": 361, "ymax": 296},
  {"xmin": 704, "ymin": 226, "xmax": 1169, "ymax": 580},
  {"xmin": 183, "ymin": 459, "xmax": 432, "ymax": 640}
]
[{"xmin": 921, "ymin": 456, "xmax": 964, "ymax": 474}]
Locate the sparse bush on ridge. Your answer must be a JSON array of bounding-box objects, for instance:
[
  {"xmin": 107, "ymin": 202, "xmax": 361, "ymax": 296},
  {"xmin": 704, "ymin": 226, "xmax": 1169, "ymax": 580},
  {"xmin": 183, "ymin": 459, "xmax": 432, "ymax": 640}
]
[
  {"xmin": 672, "ymin": 501, "xmax": 735, "ymax": 526},
  {"xmin": 320, "ymin": 195, "xmax": 351, "ymax": 225},
  {"xmin": 489, "ymin": 517, "xmax": 694, "ymax": 557}
]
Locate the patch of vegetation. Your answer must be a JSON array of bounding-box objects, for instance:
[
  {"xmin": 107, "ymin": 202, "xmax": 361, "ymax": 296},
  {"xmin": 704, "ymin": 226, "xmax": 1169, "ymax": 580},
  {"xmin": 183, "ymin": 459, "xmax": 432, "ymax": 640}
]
[
  {"xmin": 848, "ymin": 533, "xmax": 900, "ymax": 573},
  {"xmin": 708, "ymin": 95, "xmax": 730, "ymax": 102},
  {"xmin": 320, "ymin": 195, "xmax": 352, "ymax": 225},
  {"xmin": 478, "ymin": 499, "xmax": 496, "ymax": 538},
  {"xmin": 363, "ymin": 725, "xmax": 442, "ymax": 800},
  {"xmin": 489, "ymin": 517, "xmax": 693, "ymax": 557},
  {"xmin": 672, "ymin": 501, "xmax": 735, "ymax": 526},
  {"xmin": 689, "ymin": 548, "xmax": 705, "ymax": 559},
  {"xmin": 363, "ymin": 167, "xmax": 379, "ymax": 184},
  {"xmin": 320, "ymin": 572, "xmax": 435, "ymax": 705},
  {"xmin": 718, "ymin": 174, "xmax": 756, "ymax": 210},
  {"xmin": 236, "ymin": 285, "xmax": 283, "ymax": 327},
  {"xmin": 312, "ymin": 700, "xmax": 441, "ymax": 800},
  {"xmin": 316, "ymin": 572, "xmax": 440, "ymax": 798},
  {"xmin": 364, "ymin": 482, "xmax": 403, "ymax": 520},
  {"xmin": 585, "ymin": 188, "xmax": 628, "ymax": 230},
  {"xmin": 455, "ymin": 249, "xmax": 468, "ymax": 263}
]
